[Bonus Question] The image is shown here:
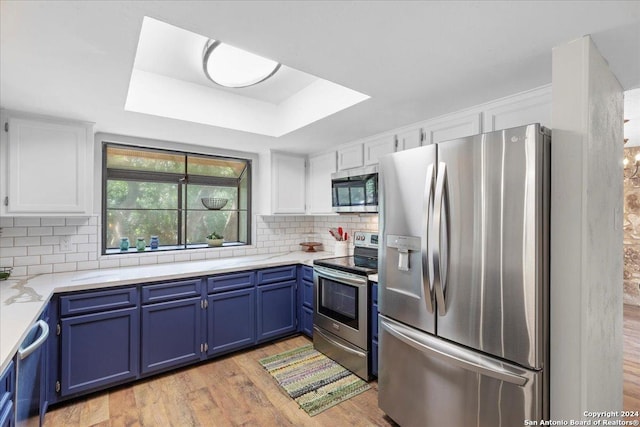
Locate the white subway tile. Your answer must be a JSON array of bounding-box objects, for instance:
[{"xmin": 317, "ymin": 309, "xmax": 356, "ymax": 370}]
[
  {"xmin": 99, "ymin": 259, "xmax": 120, "ymax": 269},
  {"xmin": 28, "ymin": 246, "xmax": 53, "ymax": 256},
  {"xmin": 77, "ymin": 261, "xmax": 99, "ymax": 271},
  {"xmin": 3, "ymin": 247, "xmax": 27, "ymax": 257},
  {"xmin": 190, "ymin": 253, "xmax": 205, "ymax": 261},
  {"xmin": 119, "ymin": 257, "xmax": 139, "ymax": 267},
  {"xmin": 139, "ymin": 256, "xmax": 158, "ymax": 265},
  {"xmin": 157, "ymin": 255, "xmax": 175, "ymax": 264},
  {"xmin": 88, "ymin": 216, "xmax": 98, "ymax": 226},
  {"xmin": 0, "ymin": 217, "xmax": 13, "ymax": 227},
  {"xmin": 54, "ymin": 226, "xmax": 77, "ymax": 236},
  {"xmin": 27, "ymin": 227, "xmax": 53, "ymax": 236},
  {"xmin": 0, "ymin": 258, "xmax": 12, "ymax": 268},
  {"xmin": 14, "ymin": 218, "xmax": 40, "ymax": 227},
  {"xmin": 66, "ymin": 252, "xmax": 89, "ymax": 262},
  {"xmin": 70, "ymin": 235, "xmax": 89, "ymax": 245},
  {"xmin": 14, "ymin": 237, "xmax": 41, "ymax": 247},
  {"xmin": 41, "ymin": 254, "xmax": 65, "ymax": 264},
  {"xmin": 66, "ymin": 217, "xmax": 90, "ymax": 226},
  {"xmin": 205, "ymin": 251, "xmax": 220, "ymax": 259},
  {"xmin": 2, "ymin": 227, "xmax": 27, "ymax": 237},
  {"xmin": 41, "ymin": 218, "xmax": 66, "ymax": 226},
  {"xmin": 10, "ymin": 266, "xmax": 27, "ymax": 277},
  {"xmin": 173, "ymin": 253, "xmax": 191, "ymax": 263},
  {"xmin": 88, "ymin": 234, "xmax": 98, "ymax": 243},
  {"xmin": 28, "ymin": 264, "xmax": 52, "ymax": 275},
  {"xmin": 77, "ymin": 225, "xmax": 96, "ymax": 235},
  {"xmin": 232, "ymin": 249, "xmax": 247, "ymax": 257},
  {"xmin": 0, "ymin": 237, "xmax": 13, "ymax": 248},
  {"xmin": 40, "ymin": 236, "xmax": 60, "ymax": 245},
  {"xmin": 88, "ymin": 252, "xmax": 97, "ymax": 261},
  {"xmin": 77, "ymin": 243, "xmax": 96, "ymax": 253},
  {"xmin": 54, "ymin": 263, "xmax": 77, "ymax": 273}
]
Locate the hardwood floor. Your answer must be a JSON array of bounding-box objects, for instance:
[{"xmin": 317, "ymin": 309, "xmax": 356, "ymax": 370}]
[
  {"xmin": 45, "ymin": 308, "xmax": 640, "ymax": 427},
  {"xmin": 624, "ymin": 304, "xmax": 640, "ymax": 412},
  {"xmin": 44, "ymin": 335, "xmax": 395, "ymax": 427}
]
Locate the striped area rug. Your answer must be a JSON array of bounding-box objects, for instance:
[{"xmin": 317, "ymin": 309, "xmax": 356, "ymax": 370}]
[{"xmin": 259, "ymin": 344, "xmax": 371, "ymax": 416}]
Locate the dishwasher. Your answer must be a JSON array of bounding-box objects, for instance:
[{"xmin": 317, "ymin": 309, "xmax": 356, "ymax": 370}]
[{"xmin": 15, "ymin": 319, "xmax": 49, "ymax": 427}]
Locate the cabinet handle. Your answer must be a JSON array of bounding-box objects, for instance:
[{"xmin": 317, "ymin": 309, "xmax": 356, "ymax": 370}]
[{"xmin": 204, "ymin": 342, "xmax": 208, "ymax": 352}]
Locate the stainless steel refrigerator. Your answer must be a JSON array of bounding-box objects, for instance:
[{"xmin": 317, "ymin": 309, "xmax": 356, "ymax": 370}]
[{"xmin": 377, "ymin": 123, "xmax": 550, "ymax": 427}]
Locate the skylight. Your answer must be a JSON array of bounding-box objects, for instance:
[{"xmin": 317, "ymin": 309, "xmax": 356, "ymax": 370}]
[
  {"xmin": 203, "ymin": 40, "xmax": 281, "ymax": 88},
  {"xmin": 125, "ymin": 17, "xmax": 370, "ymax": 137}
]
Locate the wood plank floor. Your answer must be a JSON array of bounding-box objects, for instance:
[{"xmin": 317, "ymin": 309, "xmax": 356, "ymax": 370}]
[
  {"xmin": 45, "ymin": 307, "xmax": 640, "ymax": 427},
  {"xmin": 44, "ymin": 335, "xmax": 396, "ymax": 427}
]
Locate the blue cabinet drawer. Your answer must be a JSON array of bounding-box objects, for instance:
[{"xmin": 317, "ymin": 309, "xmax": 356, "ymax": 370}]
[
  {"xmin": 141, "ymin": 279, "xmax": 202, "ymax": 304},
  {"xmin": 301, "ymin": 265, "xmax": 313, "ymax": 282},
  {"xmin": 0, "ymin": 360, "xmax": 13, "ymax": 399},
  {"xmin": 60, "ymin": 287, "xmax": 138, "ymax": 317},
  {"xmin": 371, "ymin": 303, "xmax": 378, "ymax": 341},
  {"xmin": 257, "ymin": 265, "xmax": 297, "ymax": 286},
  {"xmin": 371, "ymin": 339, "xmax": 378, "ymax": 377},
  {"xmin": 207, "ymin": 271, "xmax": 255, "ymax": 293}
]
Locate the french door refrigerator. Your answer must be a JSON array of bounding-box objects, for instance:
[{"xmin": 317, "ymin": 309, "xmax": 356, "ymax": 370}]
[{"xmin": 377, "ymin": 124, "xmax": 550, "ymax": 427}]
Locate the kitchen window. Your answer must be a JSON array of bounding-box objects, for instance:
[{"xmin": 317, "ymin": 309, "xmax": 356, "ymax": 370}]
[{"xmin": 102, "ymin": 143, "xmax": 251, "ymax": 254}]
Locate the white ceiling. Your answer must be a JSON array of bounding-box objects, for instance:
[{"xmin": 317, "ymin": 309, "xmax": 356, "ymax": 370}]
[{"xmin": 1, "ymin": 1, "xmax": 639, "ymax": 155}]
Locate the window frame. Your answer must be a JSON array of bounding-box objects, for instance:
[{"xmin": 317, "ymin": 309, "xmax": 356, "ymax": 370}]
[{"xmin": 101, "ymin": 141, "xmax": 252, "ymax": 255}]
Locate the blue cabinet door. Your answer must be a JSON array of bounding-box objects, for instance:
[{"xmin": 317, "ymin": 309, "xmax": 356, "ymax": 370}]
[
  {"xmin": 141, "ymin": 297, "xmax": 203, "ymax": 375},
  {"xmin": 0, "ymin": 359, "xmax": 14, "ymax": 427},
  {"xmin": 301, "ymin": 305, "xmax": 313, "ymax": 337},
  {"xmin": 257, "ymin": 280, "xmax": 297, "ymax": 343},
  {"xmin": 207, "ymin": 288, "xmax": 256, "ymax": 357},
  {"xmin": 60, "ymin": 307, "xmax": 138, "ymax": 397}
]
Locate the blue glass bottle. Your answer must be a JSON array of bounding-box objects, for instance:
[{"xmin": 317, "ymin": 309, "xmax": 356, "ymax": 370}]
[
  {"xmin": 150, "ymin": 236, "xmax": 159, "ymax": 250},
  {"xmin": 119, "ymin": 237, "xmax": 130, "ymax": 251}
]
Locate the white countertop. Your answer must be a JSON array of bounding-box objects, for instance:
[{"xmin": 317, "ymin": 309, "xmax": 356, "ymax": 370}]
[{"xmin": 0, "ymin": 250, "xmax": 333, "ymax": 374}]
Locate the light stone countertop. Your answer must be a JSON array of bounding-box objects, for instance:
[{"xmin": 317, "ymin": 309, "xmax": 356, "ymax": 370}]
[{"xmin": 0, "ymin": 250, "xmax": 334, "ymax": 374}]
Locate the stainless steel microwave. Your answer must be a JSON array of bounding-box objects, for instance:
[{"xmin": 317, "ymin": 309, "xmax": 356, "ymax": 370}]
[{"xmin": 331, "ymin": 165, "xmax": 378, "ymax": 213}]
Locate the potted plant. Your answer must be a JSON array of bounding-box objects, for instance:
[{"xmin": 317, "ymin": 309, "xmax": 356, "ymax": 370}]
[{"xmin": 206, "ymin": 231, "xmax": 224, "ymax": 247}]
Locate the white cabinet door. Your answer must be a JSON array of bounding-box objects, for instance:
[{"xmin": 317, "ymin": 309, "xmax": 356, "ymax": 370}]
[
  {"xmin": 423, "ymin": 112, "xmax": 482, "ymax": 145},
  {"xmin": 271, "ymin": 152, "xmax": 306, "ymax": 214},
  {"xmin": 482, "ymin": 86, "xmax": 552, "ymax": 132},
  {"xmin": 396, "ymin": 128, "xmax": 423, "ymax": 151},
  {"xmin": 364, "ymin": 135, "xmax": 396, "ymax": 165},
  {"xmin": 1, "ymin": 113, "xmax": 94, "ymax": 216},
  {"xmin": 307, "ymin": 151, "xmax": 337, "ymax": 215},
  {"xmin": 337, "ymin": 144, "xmax": 364, "ymax": 170}
]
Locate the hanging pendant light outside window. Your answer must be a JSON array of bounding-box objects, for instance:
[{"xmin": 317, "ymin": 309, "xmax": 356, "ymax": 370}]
[{"xmin": 203, "ymin": 40, "xmax": 280, "ymax": 88}]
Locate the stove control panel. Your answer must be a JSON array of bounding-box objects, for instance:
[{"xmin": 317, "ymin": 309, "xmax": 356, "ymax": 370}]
[{"xmin": 353, "ymin": 231, "xmax": 379, "ymax": 249}]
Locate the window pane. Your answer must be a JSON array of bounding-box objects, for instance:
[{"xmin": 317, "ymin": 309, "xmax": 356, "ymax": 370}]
[
  {"xmin": 187, "ymin": 184, "xmax": 238, "ymax": 210},
  {"xmin": 185, "ymin": 211, "xmax": 238, "ymax": 244},
  {"xmin": 106, "ymin": 210, "xmax": 179, "ymax": 248},
  {"xmin": 187, "ymin": 155, "xmax": 246, "ymax": 178},
  {"xmin": 106, "ymin": 146, "xmax": 185, "ymax": 173},
  {"xmin": 107, "ymin": 180, "xmax": 178, "ymax": 209}
]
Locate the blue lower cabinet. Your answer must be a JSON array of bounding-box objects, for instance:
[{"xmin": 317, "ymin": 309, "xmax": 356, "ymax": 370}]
[
  {"xmin": 301, "ymin": 306, "xmax": 313, "ymax": 337},
  {"xmin": 371, "ymin": 339, "xmax": 378, "ymax": 377},
  {"xmin": 257, "ymin": 280, "xmax": 297, "ymax": 342},
  {"xmin": 207, "ymin": 288, "xmax": 256, "ymax": 356},
  {"xmin": 60, "ymin": 307, "xmax": 139, "ymax": 397},
  {"xmin": 141, "ymin": 297, "xmax": 203, "ymax": 375},
  {"xmin": 0, "ymin": 359, "xmax": 14, "ymax": 427}
]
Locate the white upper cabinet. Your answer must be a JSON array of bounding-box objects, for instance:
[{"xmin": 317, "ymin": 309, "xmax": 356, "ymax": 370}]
[
  {"xmin": 482, "ymin": 85, "xmax": 552, "ymax": 132},
  {"xmin": 0, "ymin": 111, "xmax": 94, "ymax": 216},
  {"xmin": 423, "ymin": 111, "xmax": 482, "ymax": 145},
  {"xmin": 307, "ymin": 151, "xmax": 337, "ymax": 215},
  {"xmin": 337, "ymin": 144, "xmax": 364, "ymax": 170},
  {"xmin": 364, "ymin": 134, "xmax": 396, "ymax": 165},
  {"xmin": 396, "ymin": 127, "xmax": 423, "ymax": 151},
  {"xmin": 270, "ymin": 151, "xmax": 306, "ymax": 214}
]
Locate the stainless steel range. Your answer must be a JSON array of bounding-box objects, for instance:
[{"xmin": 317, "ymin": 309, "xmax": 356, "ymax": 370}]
[{"xmin": 313, "ymin": 231, "xmax": 378, "ymax": 380}]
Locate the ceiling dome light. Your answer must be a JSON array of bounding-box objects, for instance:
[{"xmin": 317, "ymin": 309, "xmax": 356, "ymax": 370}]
[{"xmin": 203, "ymin": 40, "xmax": 280, "ymax": 88}]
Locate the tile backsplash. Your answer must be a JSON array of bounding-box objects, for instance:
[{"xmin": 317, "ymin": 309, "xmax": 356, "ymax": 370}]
[{"xmin": 0, "ymin": 214, "xmax": 378, "ymax": 278}]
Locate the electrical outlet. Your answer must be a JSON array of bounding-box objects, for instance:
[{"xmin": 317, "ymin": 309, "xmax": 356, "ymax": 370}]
[{"xmin": 60, "ymin": 236, "xmax": 72, "ymax": 252}]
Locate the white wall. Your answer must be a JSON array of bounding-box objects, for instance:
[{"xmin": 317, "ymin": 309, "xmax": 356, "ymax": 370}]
[{"xmin": 550, "ymin": 35, "xmax": 624, "ymax": 420}]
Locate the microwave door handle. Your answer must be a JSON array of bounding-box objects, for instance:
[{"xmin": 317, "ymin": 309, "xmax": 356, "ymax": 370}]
[
  {"xmin": 422, "ymin": 163, "xmax": 435, "ymax": 314},
  {"xmin": 433, "ymin": 162, "xmax": 449, "ymax": 316}
]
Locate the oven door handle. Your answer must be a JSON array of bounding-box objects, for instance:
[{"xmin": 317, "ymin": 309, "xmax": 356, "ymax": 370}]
[
  {"xmin": 313, "ymin": 326, "xmax": 367, "ymax": 358},
  {"xmin": 313, "ymin": 265, "xmax": 368, "ymax": 286}
]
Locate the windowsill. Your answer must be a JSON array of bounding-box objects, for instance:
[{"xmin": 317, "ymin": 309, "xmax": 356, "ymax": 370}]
[{"xmin": 104, "ymin": 242, "xmax": 246, "ymax": 255}]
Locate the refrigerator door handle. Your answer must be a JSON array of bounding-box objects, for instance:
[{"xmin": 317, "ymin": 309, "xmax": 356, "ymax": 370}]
[
  {"xmin": 422, "ymin": 163, "xmax": 435, "ymax": 314},
  {"xmin": 380, "ymin": 316, "xmax": 528, "ymax": 386},
  {"xmin": 432, "ymin": 162, "xmax": 449, "ymax": 316}
]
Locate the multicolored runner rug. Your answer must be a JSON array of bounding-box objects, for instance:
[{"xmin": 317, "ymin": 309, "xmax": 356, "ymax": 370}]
[{"xmin": 259, "ymin": 344, "xmax": 371, "ymax": 416}]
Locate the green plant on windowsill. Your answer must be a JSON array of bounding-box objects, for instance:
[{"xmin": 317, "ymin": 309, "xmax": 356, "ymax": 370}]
[{"xmin": 206, "ymin": 232, "xmax": 224, "ymax": 247}]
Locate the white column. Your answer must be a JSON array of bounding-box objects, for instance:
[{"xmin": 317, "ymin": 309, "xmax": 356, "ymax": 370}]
[{"xmin": 550, "ymin": 35, "xmax": 624, "ymax": 420}]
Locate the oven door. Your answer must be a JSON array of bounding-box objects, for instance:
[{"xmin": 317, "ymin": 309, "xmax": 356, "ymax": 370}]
[{"xmin": 313, "ymin": 265, "xmax": 368, "ymax": 349}]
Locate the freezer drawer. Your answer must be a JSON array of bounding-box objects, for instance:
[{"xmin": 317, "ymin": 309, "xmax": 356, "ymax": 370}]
[{"xmin": 378, "ymin": 316, "xmax": 544, "ymax": 427}]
